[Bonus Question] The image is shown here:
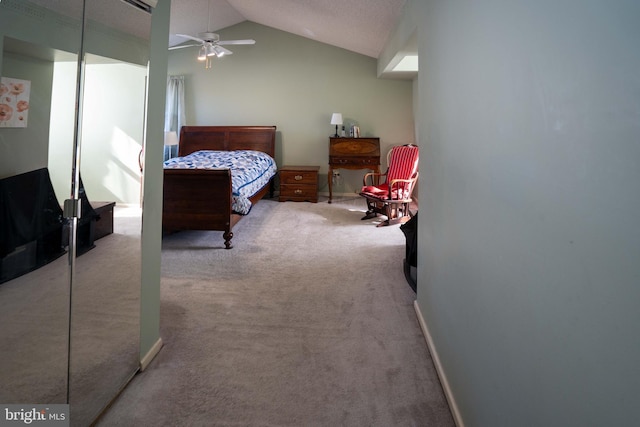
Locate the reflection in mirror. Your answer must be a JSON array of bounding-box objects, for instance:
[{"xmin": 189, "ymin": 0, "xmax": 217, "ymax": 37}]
[
  {"xmin": 0, "ymin": 0, "xmax": 83, "ymax": 405},
  {"xmin": 68, "ymin": 0, "xmax": 150, "ymax": 424},
  {"xmin": 1, "ymin": 0, "xmax": 150, "ymax": 424}
]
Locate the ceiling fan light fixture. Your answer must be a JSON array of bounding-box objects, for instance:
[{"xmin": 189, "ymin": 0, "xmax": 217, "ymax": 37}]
[
  {"xmin": 213, "ymin": 45, "xmax": 226, "ymax": 57},
  {"xmin": 205, "ymin": 44, "xmax": 216, "ymax": 57},
  {"xmin": 197, "ymin": 45, "xmax": 207, "ymax": 61},
  {"xmin": 170, "ymin": 0, "xmax": 252, "ymax": 69}
]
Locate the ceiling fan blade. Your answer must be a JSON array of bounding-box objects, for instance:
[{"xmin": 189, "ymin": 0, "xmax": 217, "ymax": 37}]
[
  {"xmin": 217, "ymin": 39, "xmax": 256, "ymax": 46},
  {"xmin": 216, "ymin": 45, "xmax": 234, "ymax": 56},
  {"xmin": 168, "ymin": 44, "xmax": 200, "ymax": 51},
  {"xmin": 175, "ymin": 34, "xmax": 205, "ymax": 44}
]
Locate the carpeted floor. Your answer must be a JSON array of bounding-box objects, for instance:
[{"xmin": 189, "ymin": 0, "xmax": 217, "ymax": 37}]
[
  {"xmin": 97, "ymin": 196, "xmax": 454, "ymax": 426},
  {"xmin": 0, "ymin": 207, "xmax": 142, "ymax": 426}
]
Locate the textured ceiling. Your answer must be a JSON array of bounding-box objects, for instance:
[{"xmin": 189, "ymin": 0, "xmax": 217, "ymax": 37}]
[
  {"xmin": 22, "ymin": 0, "xmax": 409, "ymax": 62},
  {"xmin": 169, "ymin": 0, "xmax": 407, "ymax": 59},
  {"xmin": 26, "ymin": 0, "xmax": 151, "ymax": 40}
]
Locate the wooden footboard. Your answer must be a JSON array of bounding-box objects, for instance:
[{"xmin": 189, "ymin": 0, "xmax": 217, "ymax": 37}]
[{"xmin": 163, "ymin": 169, "xmax": 235, "ymax": 248}]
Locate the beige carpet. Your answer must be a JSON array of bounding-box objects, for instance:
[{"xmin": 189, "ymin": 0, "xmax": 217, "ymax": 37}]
[{"xmin": 97, "ymin": 196, "xmax": 454, "ymax": 426}]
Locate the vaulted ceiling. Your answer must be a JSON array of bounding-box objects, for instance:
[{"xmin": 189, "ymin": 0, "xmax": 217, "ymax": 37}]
[
  {"xmin": 169, "ymin": 0, "xmax": 407, "ymax": 59},
  {"xmin": 23, "ymin": 0, "xmax": 415, "ymax": 77}
]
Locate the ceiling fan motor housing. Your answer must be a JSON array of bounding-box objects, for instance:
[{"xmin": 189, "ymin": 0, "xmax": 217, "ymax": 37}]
[{"xmin": 199, "ymin": 32, "xmax": 220, "ymax": 43}]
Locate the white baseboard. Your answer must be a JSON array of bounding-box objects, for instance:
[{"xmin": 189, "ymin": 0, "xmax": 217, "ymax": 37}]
[
  {"xmin": 113, "ymin": 203, "xmax": 142, "ymax": 210},
  {"xmin": 414, "ymin": 300, "xmax": 464, "ymax": 427},
  {"xmin": 318, "ymin": 191, "xmax": 360, "ymax": 197},
  {"xmin": 139, "ymin": 338, "xmax": 163, "ymax": 371}
]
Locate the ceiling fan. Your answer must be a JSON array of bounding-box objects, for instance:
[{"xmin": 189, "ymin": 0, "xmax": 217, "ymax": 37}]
[
  {"xmin": 169, "ymin": 0, "xmax": 255, "ymax": 69},
  {"xmin": 170, "ymin": 32, "xmax": 255, "ymax": 58}
]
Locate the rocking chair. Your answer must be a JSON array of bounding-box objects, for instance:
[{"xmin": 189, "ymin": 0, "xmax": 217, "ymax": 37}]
[{"xmin": 359, "ymin": 144, "xmax": 419, "ymax": 227}]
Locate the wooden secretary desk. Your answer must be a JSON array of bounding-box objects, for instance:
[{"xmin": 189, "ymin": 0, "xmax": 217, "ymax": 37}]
[{"xmin": 328, "ymin": 137, "xmax": 380, "ymax": 203}]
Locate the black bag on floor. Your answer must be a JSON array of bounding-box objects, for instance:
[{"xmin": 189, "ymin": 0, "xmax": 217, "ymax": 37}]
[{"xmin": 400, "ymin": 212, "xmax": 417, "ymax": 292}]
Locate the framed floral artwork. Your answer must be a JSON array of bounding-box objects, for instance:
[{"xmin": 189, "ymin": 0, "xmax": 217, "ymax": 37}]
[{"xmin": 0, "ymin": 77, "xmax": 31, "ymax": 128}]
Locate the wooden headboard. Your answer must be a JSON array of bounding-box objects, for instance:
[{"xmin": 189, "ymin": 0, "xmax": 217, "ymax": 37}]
[{"xmin": 178, "ymin": 126, "xmax": 276, "ymax": 158}]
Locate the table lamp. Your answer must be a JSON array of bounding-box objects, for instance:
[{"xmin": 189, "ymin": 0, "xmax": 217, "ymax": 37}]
[{"xmin": 330, "ymin": 113, "xmax": 343, "ymax": 137}]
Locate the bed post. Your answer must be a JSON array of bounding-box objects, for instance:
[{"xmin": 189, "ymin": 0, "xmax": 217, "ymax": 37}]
[{"xmin": 223, "ymin": 231, "xmax": 233, "ymax": 249}]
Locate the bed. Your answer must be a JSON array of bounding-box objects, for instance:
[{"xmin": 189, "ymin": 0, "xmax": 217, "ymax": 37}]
[{"xmin": 162, "ymin": 125, "xmax": 277, "ymax": 249}]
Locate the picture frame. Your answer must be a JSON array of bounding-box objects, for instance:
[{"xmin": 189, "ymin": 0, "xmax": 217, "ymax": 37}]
[{"xmin": 0, "ymin": 77, "xmax": 31, "ymax": 128}]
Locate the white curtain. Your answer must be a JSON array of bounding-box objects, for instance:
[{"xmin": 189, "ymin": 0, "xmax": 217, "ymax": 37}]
[{"xmin": 164, "ymin": 75, "xmax": 186, "ymax": 160}]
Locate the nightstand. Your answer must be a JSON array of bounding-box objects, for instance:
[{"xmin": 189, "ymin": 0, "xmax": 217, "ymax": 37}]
[{"xmin": 279, "ymin": 166, "xmax": 320, "ymax": 203}]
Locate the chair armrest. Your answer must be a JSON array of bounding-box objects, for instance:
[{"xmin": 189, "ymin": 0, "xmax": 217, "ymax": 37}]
[
  {"xmin": 388, "ymin": 173, "xmax": 418, "ymax": 200},
  {"xmin": 363, "ymin": 172, "xmax": 386, "ymax": 186}
]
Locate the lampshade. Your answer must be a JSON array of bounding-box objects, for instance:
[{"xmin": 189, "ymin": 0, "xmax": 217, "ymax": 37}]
[
  {"xmin": 206, "ymin": 43, "xmax": 216, "ymax": 57},
  {"xmin": 164, "ymin": 131, "xmax": 179, "ymax": 146},
  {"xmin": 197, "ymin": 45, "xmax": 207, "ymax": 61},
  {"xmin": 212, "ymin": 45, "xmax": 226, "ymax": 57},
  {"xmin": 330, "ymin": 113, "xmax": 343, "ymax": 125}
]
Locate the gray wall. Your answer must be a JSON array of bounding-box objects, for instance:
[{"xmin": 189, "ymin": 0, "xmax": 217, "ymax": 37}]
[
  {"xmin": 167, "ymin": 21, "xmax": 415, "ymax": 196},
  {"xmin": 393, "ymin": 0, "xmax": 640, "ymax": 425}
]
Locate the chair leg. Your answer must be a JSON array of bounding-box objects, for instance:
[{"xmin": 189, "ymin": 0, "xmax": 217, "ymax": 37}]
[
  {"xmin": 372, "ymin": 204, "xmax": 393, "ymax": 227},
  {"xmin": 361, "ymin": 199, "xmax": 415, "ymax": 225},
  {"xmin": 361, "ymin": 211, "xmax": 377, "ymax": 220},
  {"xmin": 375, "ymin": 202, "xmax": 412, "ymax": 227},
  {"xmin": 361, "ymin": 199, "xmax": 379, "ymax": 220},
  {"xmin": 387, "ymin": 203, "xmax": 395, "ymax": 221}
]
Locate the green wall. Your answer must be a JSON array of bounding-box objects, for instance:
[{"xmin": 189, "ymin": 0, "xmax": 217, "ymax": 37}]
[
  {"xmin": 385, "ymin": 0, "xmax": 640, "ymax": 425},
  {"xmin": 139, "ymin": 0, "xmax": 170, "ymax": 363},
  {"xmin": 0, "ymin": 0, "xmax": 167, "ymax": 369},
  {"xmin": 0, "ymin": 0, "xmax": 151, "ymax": 180},
  {"xmin": 167, "ymin": 21, "xmax": 415, "ymax": 196},
  {"xmin": 0, "ymin": 53, "xmax": 54, "ymax": 177},
  {"xmin": 0, "ymin": 2, "xmax": 78, "ymax": 179}
]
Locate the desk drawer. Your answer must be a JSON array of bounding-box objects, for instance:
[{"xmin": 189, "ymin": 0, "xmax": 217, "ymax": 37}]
[
  {"xmin": 329, "ymin": 137, "xmax": 380, "ymax": 157},
  {"xmin": 330, "ymin": 156, "xmax": 379, "ymax": 166}
]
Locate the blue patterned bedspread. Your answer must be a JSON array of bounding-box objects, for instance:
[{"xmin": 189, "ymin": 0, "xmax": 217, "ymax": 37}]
[{"xmin": 163, "ymin": 150, "xmax": 277, "ymax": 215}]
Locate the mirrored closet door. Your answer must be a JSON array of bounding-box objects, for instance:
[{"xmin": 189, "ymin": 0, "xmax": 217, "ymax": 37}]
[
  {"xmin": 0, "ymin": 0, "xmax": 84, "ymax": 406},
  {"xmin": 69, "ymin": 0, "xmax": 150, "ymax": 424},
  {"xmin": 0, "ymin": 1, "xmax": 151, "ymax": 425}
]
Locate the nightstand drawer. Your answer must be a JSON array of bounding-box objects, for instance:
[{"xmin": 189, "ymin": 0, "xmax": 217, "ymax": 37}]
[
  {"xmin": 280, "ymin": 185, "xmax": 318, "ymax": 202},
  {"xmin": 280, "ymin": 170, "xmax": 318, "ymax": 185}
]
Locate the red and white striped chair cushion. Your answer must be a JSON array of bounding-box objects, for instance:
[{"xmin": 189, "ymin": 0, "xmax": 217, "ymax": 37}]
[{"xmin": 361, "ymin": 145, "xmax": 419, "ymax": 200}]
